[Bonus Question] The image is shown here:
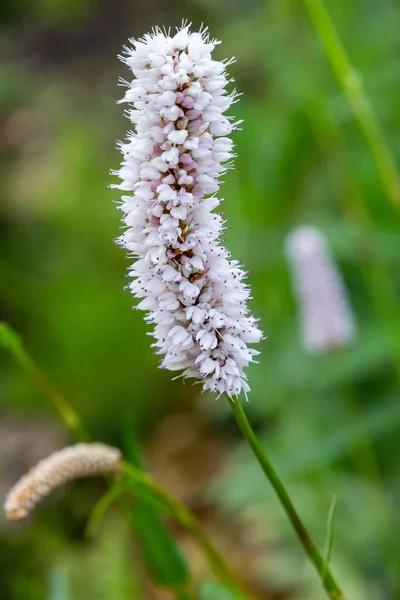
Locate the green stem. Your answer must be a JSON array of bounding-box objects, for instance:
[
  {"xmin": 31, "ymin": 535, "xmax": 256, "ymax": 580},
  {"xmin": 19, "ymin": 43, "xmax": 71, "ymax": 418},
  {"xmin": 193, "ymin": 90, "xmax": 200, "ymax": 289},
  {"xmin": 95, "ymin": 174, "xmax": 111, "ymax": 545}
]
[
  {"xmin": 0, "ymin": 323, "xmax": 86, "ymax": 440},
  {"xmin": 18, "ymin": 349, "xmax": 87, "ymax": 440},
  {"xmin": 86, "ymin": 480, "xmax": 127, "ymax": 538},
  {"xmin": 322, "ymin": 495, "xmax": 337, "ymax": 582},
  {"xmin": 227, "ymin": 397, "xmax": 345, "ymax": 600},
  {"xmin": 121, "ymin": 462, "xmax": 248, "ymax": 599},
  {"xmin": 302, "ymin": 0, "xmax": 400, "ymax": 209}
]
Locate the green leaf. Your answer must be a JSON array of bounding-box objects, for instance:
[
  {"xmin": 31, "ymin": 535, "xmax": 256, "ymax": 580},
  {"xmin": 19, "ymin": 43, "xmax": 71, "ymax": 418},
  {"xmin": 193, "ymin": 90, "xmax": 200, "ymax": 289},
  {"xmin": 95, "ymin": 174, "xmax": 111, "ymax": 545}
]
[
  {"xmin": 0, "ymin": 322, "xmax": 23, "ymax": 354},
  {"xmin": 122, "ymin": 417, "xmax": 144, "ymax": 470},
  {"xmin": 124, "ymin": 477, "xmax": 173, "ymax": 515},
  {"xmin": 122, "ymin": 498, "xmax": 190, "ymax": 589},
  {"xmin": 63, "ymin": 514, "xmax": 140, "ymax": 600},
  {"xmin": 198, "ymin": 580, "xmax": 240, "ymax": 600},
  {"xmin": 47, "ymin": 568, "xmax": 70, "ymax": 600},
  {"xmin": 86, "ymin": 480, "xmax": 126, "ymax": 538},
  {"xmin": 118, "ymin": 429, "xmax": 190, "ymax": 589}
]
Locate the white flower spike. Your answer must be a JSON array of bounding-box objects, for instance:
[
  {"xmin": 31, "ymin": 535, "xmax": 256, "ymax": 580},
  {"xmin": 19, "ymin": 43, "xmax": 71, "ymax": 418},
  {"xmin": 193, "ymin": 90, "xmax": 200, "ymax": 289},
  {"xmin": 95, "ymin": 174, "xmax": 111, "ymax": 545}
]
[
  {"xmin": 285, "ymin": 225, "xmax": 356, "ymax": 354},
  {"xmin": 4, "ymin": 443, "xmax": 122, "ymax": 522},
  {"xmin": 113, "ymin": 24, "xmax": 262, "ymax": 397}
]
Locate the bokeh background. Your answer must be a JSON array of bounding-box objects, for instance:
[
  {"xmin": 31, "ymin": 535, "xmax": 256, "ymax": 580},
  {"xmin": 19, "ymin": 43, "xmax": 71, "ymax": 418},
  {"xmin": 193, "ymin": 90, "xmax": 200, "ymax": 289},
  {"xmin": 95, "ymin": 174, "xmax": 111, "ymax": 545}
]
[{"xmin": 1, "ymin": 0, "xmax": 400, "ymax": 598}]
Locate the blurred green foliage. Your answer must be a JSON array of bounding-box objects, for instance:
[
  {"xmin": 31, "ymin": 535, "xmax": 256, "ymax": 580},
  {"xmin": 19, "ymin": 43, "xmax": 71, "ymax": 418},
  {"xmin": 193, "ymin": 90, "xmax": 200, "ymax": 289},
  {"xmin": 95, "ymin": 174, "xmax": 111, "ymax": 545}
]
[{"xmin": 1, "ymin": 0, "xmax": 400, "ymax": 598}]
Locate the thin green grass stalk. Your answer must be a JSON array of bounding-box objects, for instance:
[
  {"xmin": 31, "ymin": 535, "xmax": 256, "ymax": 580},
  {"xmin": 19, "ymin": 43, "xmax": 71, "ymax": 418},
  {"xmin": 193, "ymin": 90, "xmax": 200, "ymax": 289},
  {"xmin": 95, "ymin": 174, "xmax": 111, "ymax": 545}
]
[
  {"xmin": 322, "ymin": 495, "xmax": 337, "ymax": 582},
  {"xmin": 227, "ymin": 396, "xmax": 345, "ymax": 600},
  {"xmin": 86, "ymin": 480, "xmax": 127, "ymax": 538},
  {"xmin": 0, "ymin": 323, "xmax": 87, "ymax": 440},
  {"xmin": 302, "ymin": 0, "xmax": 400, "ymax": 209},
  {"xmin": 121, "ymin": 462, "xmax": 249, "ymax": 599}
]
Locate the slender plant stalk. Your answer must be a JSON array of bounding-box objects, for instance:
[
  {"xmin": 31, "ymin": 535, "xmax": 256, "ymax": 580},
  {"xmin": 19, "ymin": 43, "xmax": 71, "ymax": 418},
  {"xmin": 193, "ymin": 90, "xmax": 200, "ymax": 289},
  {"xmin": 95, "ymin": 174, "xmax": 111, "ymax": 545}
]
[
  {"xmin": 18, "ymin": 351, "xmax": 88, "ymax": 440},
  {"xmin": 322, "ymin": 495, "xmax": 337, "ymax": 582},
  {"xmin": 0, "ymin": 323, "xmax": 86, "ymax": 440},
  {"xmin": 302, "ymin": 0, "xmax": 400, "ymax": 209},
  {"xmin": 86, "ymin": 480, "xmax": 127, "ymax": 538},
  {"xmin": 227, "ymin": 396, "xmax": 345, "ymax": 600},
  {"xmin": 121, "ymin": 462, "xmax": 248, "ymax": 599}
]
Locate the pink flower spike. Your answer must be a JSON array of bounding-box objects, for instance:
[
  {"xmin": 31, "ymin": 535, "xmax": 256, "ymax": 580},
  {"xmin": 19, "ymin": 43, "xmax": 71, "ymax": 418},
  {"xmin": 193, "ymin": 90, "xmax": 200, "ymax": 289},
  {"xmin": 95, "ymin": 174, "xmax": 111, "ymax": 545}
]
[{"xmin": 114, "ymin": 24, "xmax": 262, "ymax": 397}]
